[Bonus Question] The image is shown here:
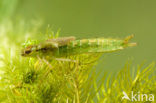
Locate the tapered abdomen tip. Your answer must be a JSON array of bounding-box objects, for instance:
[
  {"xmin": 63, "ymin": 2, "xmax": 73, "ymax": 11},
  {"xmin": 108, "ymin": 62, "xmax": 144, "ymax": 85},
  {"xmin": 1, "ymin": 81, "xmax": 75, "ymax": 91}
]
[{"xmin": 128, "ymin": 42, "xmax": 137, "ymax": 47}]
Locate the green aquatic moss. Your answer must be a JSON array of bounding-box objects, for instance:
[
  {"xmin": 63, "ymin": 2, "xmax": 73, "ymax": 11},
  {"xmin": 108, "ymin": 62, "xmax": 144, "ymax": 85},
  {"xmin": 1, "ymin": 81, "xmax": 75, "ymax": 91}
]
[{"xmin": 0, "ymin": 29, "xmax": 155, "ymax": 103}]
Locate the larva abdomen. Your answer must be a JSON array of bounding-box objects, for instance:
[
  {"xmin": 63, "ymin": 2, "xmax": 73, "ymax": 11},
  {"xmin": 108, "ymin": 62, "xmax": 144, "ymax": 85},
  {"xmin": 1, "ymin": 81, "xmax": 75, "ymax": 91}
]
[
  {"xmin": 66, "ymin": 39, "xmax": 122, "ymax": 53},
  {"xmin": 57, "ymin": 35, "xmax": 136, "ymax": 56}
]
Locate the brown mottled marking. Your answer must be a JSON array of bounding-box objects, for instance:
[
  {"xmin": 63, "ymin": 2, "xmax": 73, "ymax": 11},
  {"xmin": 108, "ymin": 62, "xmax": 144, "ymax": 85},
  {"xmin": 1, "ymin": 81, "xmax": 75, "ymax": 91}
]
[
  {"xmin": 21, "ymin": 45, "xmax": 33, "ymax": 56},
  {"xmin": 46, "ymin": 36, "xmax": 76, "ymax": 46}
]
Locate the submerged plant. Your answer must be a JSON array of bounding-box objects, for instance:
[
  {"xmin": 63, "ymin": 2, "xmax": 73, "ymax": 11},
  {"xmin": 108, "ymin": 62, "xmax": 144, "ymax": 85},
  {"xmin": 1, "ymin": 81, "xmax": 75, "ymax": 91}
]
[{"xmin": 0, "ymin": 26, "xmax": 155, "ymax": 103}]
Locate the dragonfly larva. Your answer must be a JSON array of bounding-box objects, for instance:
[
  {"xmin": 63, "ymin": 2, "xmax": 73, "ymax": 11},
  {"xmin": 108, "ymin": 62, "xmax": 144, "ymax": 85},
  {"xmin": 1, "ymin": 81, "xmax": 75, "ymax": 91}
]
[{"xmin": 21, "ymin": 35, "xmax": 136, "ymax": 58}]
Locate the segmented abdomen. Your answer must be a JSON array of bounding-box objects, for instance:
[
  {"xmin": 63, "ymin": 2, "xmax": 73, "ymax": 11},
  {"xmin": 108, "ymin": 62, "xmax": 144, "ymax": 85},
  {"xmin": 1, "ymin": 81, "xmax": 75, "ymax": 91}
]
[{"xmin": 55, "ymin": 38, "xmax": 124, "ymax": 57}]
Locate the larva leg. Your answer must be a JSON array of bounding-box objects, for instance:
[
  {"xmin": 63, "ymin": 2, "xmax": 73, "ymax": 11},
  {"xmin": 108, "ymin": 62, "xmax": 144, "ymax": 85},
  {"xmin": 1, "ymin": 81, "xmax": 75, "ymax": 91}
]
[
  {"xmin": 55, "ymin": 58, "xmax": 77, "ymax": 63},
  {"xmin": 37, "ymin": 56, "xmax": 53, "ymax": 68},
  {"xmin": 43, "ymin": 58, "xmax": 53, "ymax": 68}
]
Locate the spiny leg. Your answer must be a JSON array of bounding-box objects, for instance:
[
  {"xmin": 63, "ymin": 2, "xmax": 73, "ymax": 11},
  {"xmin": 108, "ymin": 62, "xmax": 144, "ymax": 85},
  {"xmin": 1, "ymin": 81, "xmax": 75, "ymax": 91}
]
[
  {"xmin": 37, "ymin": 56, "xmax": 53, "ymax": 89},
  {"xmin": 55, "ymin": 58, "xmax": 77, "ymax": 63},
  {"xmin": 37, "ymin": 56, "xmax": 53, "ymax": 68}
]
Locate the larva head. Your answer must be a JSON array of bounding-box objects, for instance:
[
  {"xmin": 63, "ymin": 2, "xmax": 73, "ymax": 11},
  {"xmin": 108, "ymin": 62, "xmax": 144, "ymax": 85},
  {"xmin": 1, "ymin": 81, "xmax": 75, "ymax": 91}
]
[
  {"xmin": 123, "ymin": 34, "xmax": 137, "ymax": 47},
  {"xmin": 21, "ymin": 45, "xmax": 38, "ymax": 57},
  {"xmin": 21, "ymin": 39, "xmax": 40, "ymax": 57}
]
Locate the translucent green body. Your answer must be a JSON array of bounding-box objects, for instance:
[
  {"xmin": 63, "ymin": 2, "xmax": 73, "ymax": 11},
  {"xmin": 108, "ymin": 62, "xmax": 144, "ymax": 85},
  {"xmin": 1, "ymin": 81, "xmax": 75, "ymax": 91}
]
[
  {"xmin": 54, "ymin": 39, "xmax": 124, "ymax": 57},
  {"xmin": 21, "ymin": 35, "xmax": 136, "ymax": 58}
]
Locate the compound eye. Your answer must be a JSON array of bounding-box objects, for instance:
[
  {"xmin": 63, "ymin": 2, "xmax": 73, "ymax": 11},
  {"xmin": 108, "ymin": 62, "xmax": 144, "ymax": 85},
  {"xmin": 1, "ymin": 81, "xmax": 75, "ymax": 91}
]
[{"xmin": 25, "ymin": 50, "xmax": 31, "ymax": 54}]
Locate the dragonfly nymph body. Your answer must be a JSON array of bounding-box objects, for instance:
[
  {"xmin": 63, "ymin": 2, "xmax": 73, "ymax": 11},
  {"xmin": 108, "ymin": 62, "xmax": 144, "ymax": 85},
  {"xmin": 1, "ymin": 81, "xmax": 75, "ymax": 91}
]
[{"xmin": 21, "ymin": 35, "xmax": 136, "ymax": 58}]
